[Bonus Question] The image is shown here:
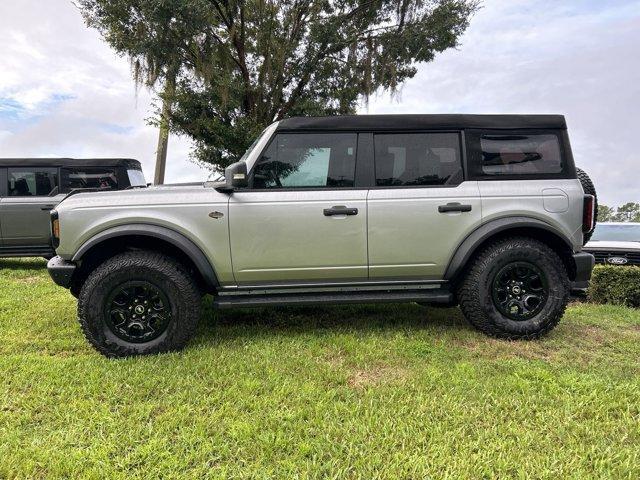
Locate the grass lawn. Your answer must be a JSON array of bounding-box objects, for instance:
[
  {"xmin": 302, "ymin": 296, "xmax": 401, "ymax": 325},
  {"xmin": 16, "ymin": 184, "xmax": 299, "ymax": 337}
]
[{"xmin": 1, "ymin": 258, "xmax": 639, "ymax": 479}]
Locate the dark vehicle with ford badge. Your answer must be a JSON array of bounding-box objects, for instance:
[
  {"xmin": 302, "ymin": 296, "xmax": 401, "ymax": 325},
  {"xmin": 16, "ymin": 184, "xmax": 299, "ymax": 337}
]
[
  {"xmin": 584, "ymin": 222, "xmax": 640, "ymax": 266},
  {"xmin": 0, "ymin": 158, "xmax": 145, "ymax": 258}
]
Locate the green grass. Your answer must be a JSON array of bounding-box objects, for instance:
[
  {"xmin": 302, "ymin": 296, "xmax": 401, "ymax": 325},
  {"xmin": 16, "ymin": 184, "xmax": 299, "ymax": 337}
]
[{"xmin": 1, "ymin": 258, "xmax": 639, "ymax": 479}]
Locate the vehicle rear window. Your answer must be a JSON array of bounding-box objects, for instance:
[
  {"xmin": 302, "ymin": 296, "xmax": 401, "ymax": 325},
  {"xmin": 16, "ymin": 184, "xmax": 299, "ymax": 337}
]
[
  {"xmin": 480, "ymin": 134, "xmax": 562, "ymax": 176},
  {"xmin": 374, "ymin": 133, "xmax": 462, "ymax": 187},
  {"xmin": 61, "ymin": 167, "xmax": 118, "ymax": 192},
  {"xmin": 8, "ymin": 168, "xmax": 58, "ymax": 196},
  {"xmin": 590, "ymin": 224, "xmax": 640, "ymax": 242},
  {"xmin": 252, "ymin": 133, "xmax": 357, "ymax": 189}
]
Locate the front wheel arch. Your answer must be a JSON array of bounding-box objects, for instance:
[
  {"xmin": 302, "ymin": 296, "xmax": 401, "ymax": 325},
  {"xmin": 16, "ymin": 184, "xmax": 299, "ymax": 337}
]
[{"xmin": 70, "ymin": 225, "xmax": 219, "ymax": 296}]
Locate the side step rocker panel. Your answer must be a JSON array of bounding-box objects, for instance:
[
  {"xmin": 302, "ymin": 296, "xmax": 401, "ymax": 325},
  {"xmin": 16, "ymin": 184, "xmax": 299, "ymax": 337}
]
[
  {"xmin": 213, "ymin": 289, "xmax": 453, "ymax": 309},
  {"xmin": 0, "ymin": 246, "xmax": 55, "ymax": 258}
]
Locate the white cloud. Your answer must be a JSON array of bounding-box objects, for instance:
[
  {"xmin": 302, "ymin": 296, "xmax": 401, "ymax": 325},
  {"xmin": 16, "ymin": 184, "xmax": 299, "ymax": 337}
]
[
  {"xmin": 0, "ymin": 0, "xmax": 638, "ymax": 203},
  {"xmin": 363, "ymin": 0, "xmax": 640, "ymax": 206},
  {"xmin": 0, "ymin": 0, "xmax": 212, "ymax": 183}
]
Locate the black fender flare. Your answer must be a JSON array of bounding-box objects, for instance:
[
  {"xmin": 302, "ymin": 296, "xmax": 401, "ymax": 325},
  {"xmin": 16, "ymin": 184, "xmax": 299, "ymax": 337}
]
[
  {"xmin": 72, "ymin": 224, "xmax": 219, "ymax": 291},
  {"xmin": 444, "ymin": 217, "xmax": 574, "ymax": 281}
]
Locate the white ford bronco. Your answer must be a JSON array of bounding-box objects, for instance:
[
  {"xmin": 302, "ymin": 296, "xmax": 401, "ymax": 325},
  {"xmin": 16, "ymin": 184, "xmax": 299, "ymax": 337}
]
[{"xmin": 47, "ymin": 115, "xmax": 596, "ymax": 357}]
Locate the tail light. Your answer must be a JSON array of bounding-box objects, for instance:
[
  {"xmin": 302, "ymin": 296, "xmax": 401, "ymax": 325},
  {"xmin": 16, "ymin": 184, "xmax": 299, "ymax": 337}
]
[
  {"xmin": 582, "ymin": 195, "xmax": 595, "ymax": 233},
  {"xmin": 51, "ymin": 210, "xmax": 60, "ymax": 247}
]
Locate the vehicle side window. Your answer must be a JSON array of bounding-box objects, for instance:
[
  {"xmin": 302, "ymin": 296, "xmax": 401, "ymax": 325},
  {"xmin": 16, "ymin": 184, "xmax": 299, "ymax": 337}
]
[
  {"xmin": 480, "ymin": 134, "xmax": 562, "ymax": 175},
  {"xmin": 251, "ymin": 133, "xmax": 357, "ymax": 189},
  {"xmin": 126, "ymin": 168, "xmax": 147, "ymax": 187},
  {"xmin": 7, "ymin": 168, "xmax": 58, "ymax": 197},
  {"xmin": 61, "ymin": 167, "xmax": 118, "ymax": 193},
  {"xmin": 374, "ymin": 133, "xmax": 463, "ymax": 187}
]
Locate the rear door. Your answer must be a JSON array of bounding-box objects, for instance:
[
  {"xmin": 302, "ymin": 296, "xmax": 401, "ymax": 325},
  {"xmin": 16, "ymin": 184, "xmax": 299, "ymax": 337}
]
[
  {"xmin": 0, "ymin": 167, "xmax": 64, "ymax": 247},
  {"xmin": 367, "ymin": 132, "xmax": 482, "ymax": 280},
  {"xmin": 229, "ymin": 132, "xmax": 368, "ymax": 285}
]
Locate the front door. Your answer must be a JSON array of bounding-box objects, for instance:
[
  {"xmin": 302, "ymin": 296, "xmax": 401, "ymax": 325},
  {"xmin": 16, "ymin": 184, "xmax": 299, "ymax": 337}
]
[
  {"xmin": 0, "ymin": 167, "xmax": 63, "ymax": 247},
  {"xmin": 229, "ymin": 132, "xmax": 368, "ymax": 285},
  {"xmin": 367, "ymin": 132, "xmax": 482, "ymax": 280}
]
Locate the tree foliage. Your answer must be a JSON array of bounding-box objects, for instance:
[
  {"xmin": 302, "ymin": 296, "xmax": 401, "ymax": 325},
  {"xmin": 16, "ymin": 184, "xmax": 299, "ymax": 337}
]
[
  {"xmin": 598, "ymin": 204, "xmax": 615, "ymax": 223},
  {"xmin": 598, "ymin": 203, "xmax": 640, "ymax": 223},
  {"xmin": 78, "ymin": 0, "xmax": 201, "ymax": 182},
  {"xmin": 79, "ymin": 0, "xmax": 479, "ymax": 169},
  {"xmin": 612, "ymin": 202, "xmax": 640, "ymax": 222},
  {"xmin": 78, "ymin": 0, "xmax": 199, "ymax": 91}
]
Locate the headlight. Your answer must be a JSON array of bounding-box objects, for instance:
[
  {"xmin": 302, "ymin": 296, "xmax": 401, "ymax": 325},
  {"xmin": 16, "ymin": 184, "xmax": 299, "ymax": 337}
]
[{"xmin": 51, "ymin": 210, "xmax": 60, "ymax": 247}]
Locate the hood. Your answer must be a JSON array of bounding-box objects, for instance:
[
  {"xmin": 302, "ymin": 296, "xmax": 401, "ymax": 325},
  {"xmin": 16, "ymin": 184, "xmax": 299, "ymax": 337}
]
[
  {"xmin": 583, "ymin": 240, "xmax": 640, "ymax": 251},
  {"xmin": 56, "ymin": 184, "xmax": 226, "ymax": 211}
]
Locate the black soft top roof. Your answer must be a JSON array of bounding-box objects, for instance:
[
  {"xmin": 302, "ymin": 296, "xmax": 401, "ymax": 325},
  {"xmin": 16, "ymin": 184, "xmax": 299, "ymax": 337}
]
[
  {"xmin": 0, "ymin": 158, "xmax": 141, "ymax": 168},
  {"xmin": 277, "ymin": 114, "xmax": 567, "ymax": 131}
]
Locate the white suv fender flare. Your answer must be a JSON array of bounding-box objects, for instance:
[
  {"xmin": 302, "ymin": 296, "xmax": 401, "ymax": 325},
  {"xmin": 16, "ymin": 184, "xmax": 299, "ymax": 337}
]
[
  {"xmin": 444, "ymin": 216, "xmax": 574, "ymax": 281},
  {"xmin": 72, "ymin": 223, "xmax": 219, "ymax": 292}
]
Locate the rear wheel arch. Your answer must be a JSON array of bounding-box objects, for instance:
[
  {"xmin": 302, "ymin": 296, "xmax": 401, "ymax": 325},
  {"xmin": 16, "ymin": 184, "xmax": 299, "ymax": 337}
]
[
  {"xmin": 445, "ymin": 217, "xmax": 576, "ymax": 283},
  {"xmin": 70, "ymin": 224, "xmax": 219, "ymax": 296}
]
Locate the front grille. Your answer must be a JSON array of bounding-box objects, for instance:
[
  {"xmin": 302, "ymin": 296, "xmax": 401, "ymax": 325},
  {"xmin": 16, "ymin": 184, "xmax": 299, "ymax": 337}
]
[{"xmin": 586, "ymin": 249, "xmax": 640, "ymax": 266}]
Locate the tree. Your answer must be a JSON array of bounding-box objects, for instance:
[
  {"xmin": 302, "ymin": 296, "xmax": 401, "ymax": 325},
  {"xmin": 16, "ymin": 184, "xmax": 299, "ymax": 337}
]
[
  {"xmin": 598, "ymin": 204, "xmax": 614, "ymax": 222},
  {"xmin": 612, "ymin": 202, "xmax": 640, "ymax": 223},
  {"xmin": 78, "ymin": 0, "xmax": 199, "ymax": 183},
  {"xmin": 79, "ymin": 0, "xmax": 479, "ymax": 171}
]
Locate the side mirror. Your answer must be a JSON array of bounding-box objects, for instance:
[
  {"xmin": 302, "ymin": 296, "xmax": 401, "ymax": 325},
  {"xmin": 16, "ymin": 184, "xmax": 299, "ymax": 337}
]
[{"xmin": 215, "ymin": 161, "xmax": 248, "ymax": 193}]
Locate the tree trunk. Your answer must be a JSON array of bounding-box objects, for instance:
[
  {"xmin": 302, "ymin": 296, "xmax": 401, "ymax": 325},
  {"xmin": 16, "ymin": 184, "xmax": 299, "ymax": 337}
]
[
  {"xmin": 153, "ymin": 75, "xmax": 176, "ymax": 185},
  {"xmin": 153, "ymin": 114, "xmax": 169, "ymax": 185}
]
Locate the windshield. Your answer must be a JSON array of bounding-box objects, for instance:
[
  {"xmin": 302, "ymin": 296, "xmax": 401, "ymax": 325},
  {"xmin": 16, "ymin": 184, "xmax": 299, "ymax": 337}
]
[
  {"xmin": 590, "ymin": 224, "xmax": 640, "ymax": 242},
  {"xmin": 238, "ymin": 127, "xmax": 270, "ymax": 163}
]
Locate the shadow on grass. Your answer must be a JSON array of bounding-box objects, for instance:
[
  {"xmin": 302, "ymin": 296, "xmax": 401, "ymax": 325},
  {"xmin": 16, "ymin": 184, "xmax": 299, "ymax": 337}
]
[
  {"xmin": 0, "ymin": 258, "xmax": 47, "ymax": 270},
  {"xmin": 199, "ymin": 299, "xmax": 473, "ymax": 342}
]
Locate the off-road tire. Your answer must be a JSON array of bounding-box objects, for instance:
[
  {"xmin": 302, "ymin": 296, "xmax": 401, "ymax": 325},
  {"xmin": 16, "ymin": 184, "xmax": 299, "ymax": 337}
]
[
  {"xmin": 78, "ymin": 251, "xmax": 201, "ymax": 357},
  {"xmin": 576, "ymin": 167, "xmax": 598, "ymax": 244},
  {"xmin": 457, "ymin": 237, "xmax": 569, "ymax": 339}
]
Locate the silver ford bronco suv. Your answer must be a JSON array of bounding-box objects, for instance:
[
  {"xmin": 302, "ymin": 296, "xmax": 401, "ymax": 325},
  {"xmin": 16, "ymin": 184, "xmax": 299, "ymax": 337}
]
[{"xmin": 47, "ymin": 115, "xmax": 596, "ymax": 357}]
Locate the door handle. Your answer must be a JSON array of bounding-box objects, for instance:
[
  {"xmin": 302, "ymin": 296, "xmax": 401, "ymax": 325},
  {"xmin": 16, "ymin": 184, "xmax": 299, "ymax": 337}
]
[
  {"xmin": 438, "ymin": 202, "xmax": 472, "ymax": 213},
  {"xmin": 323, "ymin": 206, "xmax": 358, "ymax": 216},
  {"xmin": 41, "ymin": 205, "xmax": 55, "ymax": 211}
]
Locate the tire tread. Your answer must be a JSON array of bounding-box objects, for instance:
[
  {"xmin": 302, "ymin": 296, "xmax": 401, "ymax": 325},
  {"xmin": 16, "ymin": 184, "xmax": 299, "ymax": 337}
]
[
  {"xmin": 457, "ymin": 237, "xmax": 569, "ymax": 340},
  {"xmin": 77, "ymin": 251, "xmax": 201, "ymax": 358}
]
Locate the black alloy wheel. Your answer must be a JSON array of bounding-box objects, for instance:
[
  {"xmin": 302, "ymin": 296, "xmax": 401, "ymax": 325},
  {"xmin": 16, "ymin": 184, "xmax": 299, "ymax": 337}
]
[
  {"xmin": 491, "ymin": 261, "xmax": 548, "ymax": 321},
  {"xmin": 105, "ymin": 281, "xmax": 172, "ymax": 343}
]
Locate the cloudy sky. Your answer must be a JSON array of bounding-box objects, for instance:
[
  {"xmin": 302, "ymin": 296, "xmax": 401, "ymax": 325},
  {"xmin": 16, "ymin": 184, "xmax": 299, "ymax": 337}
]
[{"xmin": 0, "ymin": 0, "xmax": 638, "ymax": 205}]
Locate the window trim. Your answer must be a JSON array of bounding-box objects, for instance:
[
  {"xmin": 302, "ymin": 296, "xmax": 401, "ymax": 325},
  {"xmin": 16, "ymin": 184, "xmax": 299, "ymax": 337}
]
[
  {"xmin": 354, "ymin": 133, "xmax": 375, "ymax": 188},
  {"xmin": 60, "ymin": 166, "xmax": 119, "ymax": 194},
  {"xmin": 242, "ymin": 129, "xmax": 468, "ymax": 192},
  {"xmin": 0, "ymin": 168, "xmax": 7, "ymax": 197},
  {"xmin": 245, "ymin": 131, "xmax": 361, "ymax": 191},
  {"xmin": 6, "ymin": 167, "xmax": 59, "ymax": 197},
  {"xmin": 371, "ymin": 130, "xmax": 466, "ymax": 189},
  {"xmin": 465, "ymin": 128, "xmax": 574, "ymax": 181}
]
